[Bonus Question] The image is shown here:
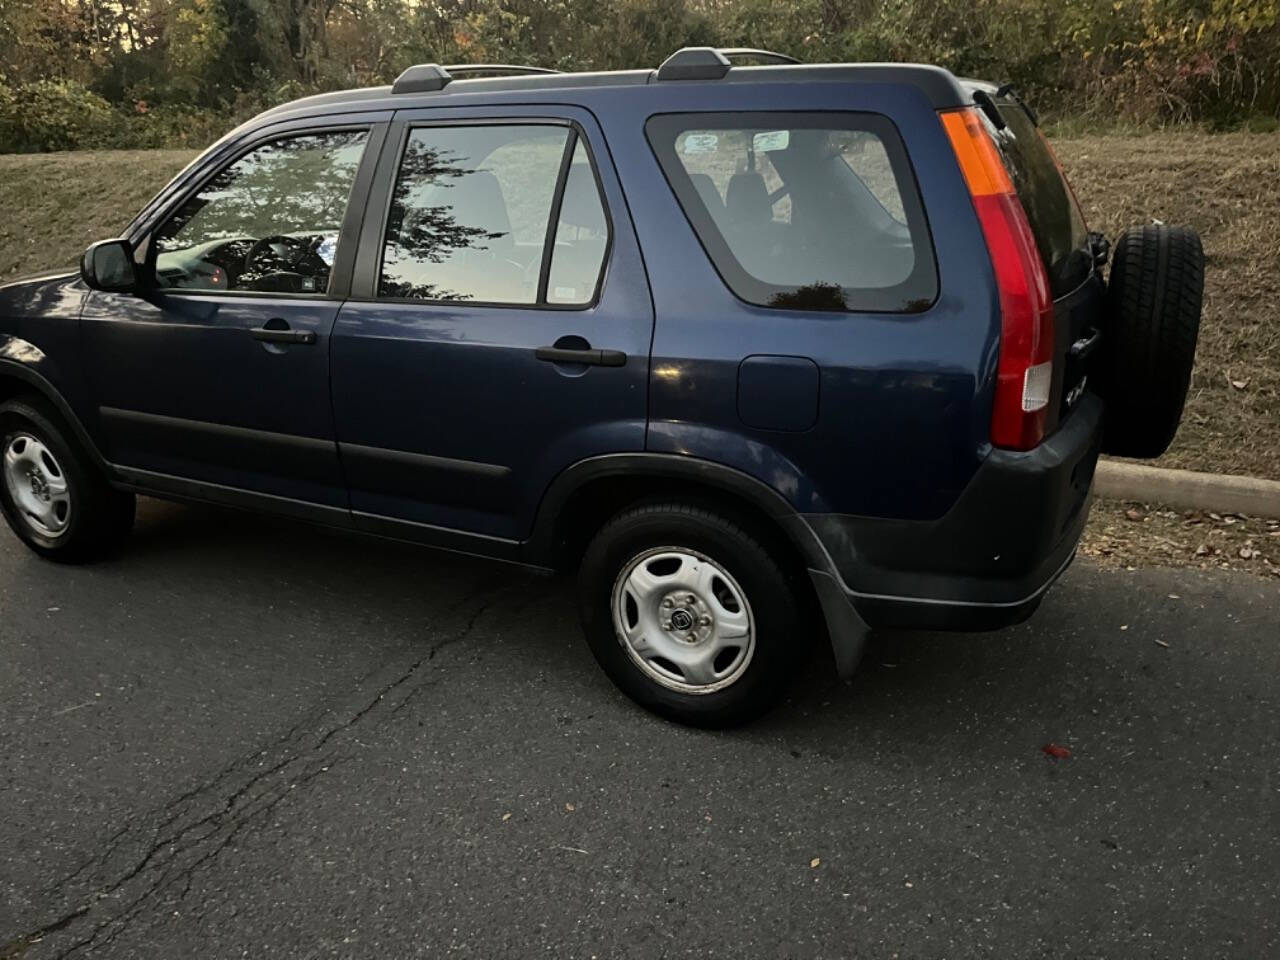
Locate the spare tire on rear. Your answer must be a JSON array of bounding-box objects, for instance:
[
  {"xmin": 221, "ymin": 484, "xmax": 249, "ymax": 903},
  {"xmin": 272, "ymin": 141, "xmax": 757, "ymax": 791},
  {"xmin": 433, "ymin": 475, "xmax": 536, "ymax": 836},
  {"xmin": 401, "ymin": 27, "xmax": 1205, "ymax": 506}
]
[{"xmin": 1096, "ymin": 224, "xmax": 1204, "ymax": 459}]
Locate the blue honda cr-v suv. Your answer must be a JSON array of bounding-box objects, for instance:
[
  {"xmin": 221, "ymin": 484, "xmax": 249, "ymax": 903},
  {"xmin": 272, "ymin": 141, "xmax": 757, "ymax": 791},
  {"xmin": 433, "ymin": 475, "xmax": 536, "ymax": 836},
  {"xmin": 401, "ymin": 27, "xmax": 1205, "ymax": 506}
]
[{"xmin": 0, "ymin": 48, "xmax": 1204, "ymax": 725}]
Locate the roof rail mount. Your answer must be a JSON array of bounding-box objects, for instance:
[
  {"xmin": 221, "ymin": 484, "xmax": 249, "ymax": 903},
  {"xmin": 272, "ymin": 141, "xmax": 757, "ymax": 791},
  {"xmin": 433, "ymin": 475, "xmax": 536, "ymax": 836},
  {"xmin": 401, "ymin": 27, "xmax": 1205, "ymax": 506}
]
[
  {"xmin": 656, "ymin": 46, "xmax": 799, "ymax": 82},
  {"xmin": 392, "ymin": 63, "xmax": 452, "ymax": 94}
]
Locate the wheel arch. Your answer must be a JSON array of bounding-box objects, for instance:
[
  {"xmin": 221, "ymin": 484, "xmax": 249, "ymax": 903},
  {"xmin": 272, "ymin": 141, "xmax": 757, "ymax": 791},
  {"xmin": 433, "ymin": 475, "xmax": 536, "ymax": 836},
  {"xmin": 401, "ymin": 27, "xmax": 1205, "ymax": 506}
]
[
  {"xmin": 0, "ymin": 358, "xmax": 110, "ymax": 473},
  {"xmin": 524, "ymin": 453, "xmax": 832, "ymax": 578},
  {"xmin": 529, "ymin": 453, "xmax": 872, "ymax": 679}
]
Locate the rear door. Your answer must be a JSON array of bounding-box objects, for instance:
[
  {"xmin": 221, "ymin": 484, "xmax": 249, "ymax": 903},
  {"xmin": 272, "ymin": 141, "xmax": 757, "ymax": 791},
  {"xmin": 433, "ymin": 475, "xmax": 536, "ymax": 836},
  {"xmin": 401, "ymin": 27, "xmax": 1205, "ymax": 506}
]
[{"xmin": 331, "ymin": 105, "xmax": 653, "ymax": 548}]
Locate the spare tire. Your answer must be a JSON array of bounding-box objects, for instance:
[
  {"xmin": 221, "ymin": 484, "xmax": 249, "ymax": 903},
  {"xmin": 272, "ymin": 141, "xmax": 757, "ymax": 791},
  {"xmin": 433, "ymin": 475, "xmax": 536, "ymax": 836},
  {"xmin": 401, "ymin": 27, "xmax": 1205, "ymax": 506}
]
[{"xmin": 1097, "ymin": 224, "xmax": 1204, "ymax": 459}]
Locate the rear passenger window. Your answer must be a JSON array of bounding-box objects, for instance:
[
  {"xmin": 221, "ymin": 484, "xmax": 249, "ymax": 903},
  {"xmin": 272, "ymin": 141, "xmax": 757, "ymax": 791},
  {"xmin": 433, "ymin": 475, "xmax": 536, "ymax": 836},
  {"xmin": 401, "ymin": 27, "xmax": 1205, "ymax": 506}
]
[
  {"xmin": 647, "ymin": 113, "xmax": 937, "ymax": 313},
  {"xmin": 547, "ymin": 140, "xmax": 608, "ymax": 305},
  {"xmin": 379, "ymin": 124, "xmax": 608, "ymax": 306}
]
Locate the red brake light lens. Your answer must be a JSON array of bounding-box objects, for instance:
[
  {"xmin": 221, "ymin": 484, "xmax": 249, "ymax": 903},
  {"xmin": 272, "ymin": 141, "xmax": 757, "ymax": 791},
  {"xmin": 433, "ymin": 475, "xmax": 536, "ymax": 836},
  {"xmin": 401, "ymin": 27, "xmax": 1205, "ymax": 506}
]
[{"xmin": 941, "ymin": 108, "xmax": 1055, "ymax": 451}]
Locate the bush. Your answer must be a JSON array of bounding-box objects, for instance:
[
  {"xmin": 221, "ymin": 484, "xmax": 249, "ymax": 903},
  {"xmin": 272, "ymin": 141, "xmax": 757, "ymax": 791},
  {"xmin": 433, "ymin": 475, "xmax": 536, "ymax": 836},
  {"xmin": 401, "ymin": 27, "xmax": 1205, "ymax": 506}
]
[
  {"xmin": 0, "ymin": 79, "xmax": 118, "ymax": 152},
  {"xmin": 2, "ymin": 0, "xmax": 1277, "ymax": 150}
]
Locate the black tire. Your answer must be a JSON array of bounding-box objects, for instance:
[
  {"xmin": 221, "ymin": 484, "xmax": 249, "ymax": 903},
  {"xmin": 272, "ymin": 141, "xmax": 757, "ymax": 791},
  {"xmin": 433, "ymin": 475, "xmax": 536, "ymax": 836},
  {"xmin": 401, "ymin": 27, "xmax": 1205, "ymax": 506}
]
[
  {"xmin": 1098, "ymin": 224, "xmax": 1204, "ymax": 459},
  {"xmin": 578, "ymin": 502, "xmax": 803, "ymax": 728},
  {"xmin": 0, "ymin": 396, "xmax": 135, "ymax": 563}
]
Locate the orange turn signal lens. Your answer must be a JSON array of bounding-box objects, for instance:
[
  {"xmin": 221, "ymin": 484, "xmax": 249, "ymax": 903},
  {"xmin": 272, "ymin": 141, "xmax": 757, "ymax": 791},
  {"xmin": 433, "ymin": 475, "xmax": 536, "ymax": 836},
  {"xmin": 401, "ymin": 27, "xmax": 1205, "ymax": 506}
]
[{"xmin": 940, "ymin": 108, "xmax": 1014, "ymax": 198}]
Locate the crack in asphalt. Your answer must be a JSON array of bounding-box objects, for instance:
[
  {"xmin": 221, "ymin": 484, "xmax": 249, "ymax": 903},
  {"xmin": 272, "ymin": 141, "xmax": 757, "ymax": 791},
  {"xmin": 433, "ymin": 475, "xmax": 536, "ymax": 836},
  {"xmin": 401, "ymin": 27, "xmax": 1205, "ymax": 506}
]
[{"xmin": 7, "ymin": 580, "xmax": 533, "ymax": 959}]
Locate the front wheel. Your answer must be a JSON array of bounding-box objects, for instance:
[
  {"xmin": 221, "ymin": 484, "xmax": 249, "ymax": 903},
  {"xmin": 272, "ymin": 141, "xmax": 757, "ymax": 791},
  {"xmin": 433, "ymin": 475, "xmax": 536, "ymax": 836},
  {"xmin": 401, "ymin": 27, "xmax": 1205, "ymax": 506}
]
[
  {"xmin": 578, "ymin": 502, "xmax": 803, "ymax": 727},
  {"xmin": 0, "ymin": 396, "xmax": 135, "ymax": 562}
]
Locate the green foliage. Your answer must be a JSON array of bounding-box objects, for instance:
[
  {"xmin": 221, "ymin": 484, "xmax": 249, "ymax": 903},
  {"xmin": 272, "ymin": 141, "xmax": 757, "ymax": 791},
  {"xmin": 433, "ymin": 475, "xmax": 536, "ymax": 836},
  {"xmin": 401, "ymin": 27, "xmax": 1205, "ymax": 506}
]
[
  {"xmin": 0, "ymin": 79, "xmax": 117, "ymax": 152},
  {"xmin": 1, "ymin": 0, "xmax": 1278, "ymax": 152}
]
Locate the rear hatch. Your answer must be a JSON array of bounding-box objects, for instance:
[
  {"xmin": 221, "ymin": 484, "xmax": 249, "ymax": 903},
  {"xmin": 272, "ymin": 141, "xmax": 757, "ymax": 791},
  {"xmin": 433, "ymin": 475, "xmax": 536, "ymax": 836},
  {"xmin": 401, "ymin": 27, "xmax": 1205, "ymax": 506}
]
[{"xmin": 978, "ymin": 89, "xmax": 1102, "ymax": 431}]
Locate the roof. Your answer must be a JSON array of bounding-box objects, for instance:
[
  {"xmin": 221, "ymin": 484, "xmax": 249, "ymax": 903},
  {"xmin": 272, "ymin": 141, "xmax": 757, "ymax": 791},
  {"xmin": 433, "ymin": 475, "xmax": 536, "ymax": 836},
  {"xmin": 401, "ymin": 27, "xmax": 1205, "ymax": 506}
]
[{"xmin": 251, "ymin": 48, "xmax": 973, "ymax": 126}]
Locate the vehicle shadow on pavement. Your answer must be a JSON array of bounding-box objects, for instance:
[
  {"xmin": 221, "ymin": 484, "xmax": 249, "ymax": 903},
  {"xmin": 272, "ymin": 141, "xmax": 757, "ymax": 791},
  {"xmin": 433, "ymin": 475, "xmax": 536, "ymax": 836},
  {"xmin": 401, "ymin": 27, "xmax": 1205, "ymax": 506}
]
[{"xmin": 112, "ymin": 496, "xmax": 1198, "ymax": 757}]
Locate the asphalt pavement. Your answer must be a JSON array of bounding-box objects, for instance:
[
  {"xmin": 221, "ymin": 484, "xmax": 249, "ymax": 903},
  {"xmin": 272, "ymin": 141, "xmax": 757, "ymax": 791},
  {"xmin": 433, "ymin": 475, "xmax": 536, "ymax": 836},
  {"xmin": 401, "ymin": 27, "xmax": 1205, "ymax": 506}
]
[{"xmin": 1, "ymin": 498, "xmax": 1277, "ymax": 958}]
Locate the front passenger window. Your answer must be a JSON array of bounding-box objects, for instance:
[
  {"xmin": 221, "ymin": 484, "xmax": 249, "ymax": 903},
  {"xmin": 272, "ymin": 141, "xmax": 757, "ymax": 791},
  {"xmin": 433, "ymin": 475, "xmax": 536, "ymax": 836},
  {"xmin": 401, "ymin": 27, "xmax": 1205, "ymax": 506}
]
[{"xmin": 152, "ymin": 130, "xmax": 369, "ymax": 295}]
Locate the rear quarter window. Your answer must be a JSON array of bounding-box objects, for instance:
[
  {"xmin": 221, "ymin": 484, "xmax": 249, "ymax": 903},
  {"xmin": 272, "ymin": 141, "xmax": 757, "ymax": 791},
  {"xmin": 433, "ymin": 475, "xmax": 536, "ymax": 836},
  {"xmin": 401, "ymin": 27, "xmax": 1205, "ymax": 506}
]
[{"xmin": 646, "ymin": 112, "xmax": 937, "ymax": 313}]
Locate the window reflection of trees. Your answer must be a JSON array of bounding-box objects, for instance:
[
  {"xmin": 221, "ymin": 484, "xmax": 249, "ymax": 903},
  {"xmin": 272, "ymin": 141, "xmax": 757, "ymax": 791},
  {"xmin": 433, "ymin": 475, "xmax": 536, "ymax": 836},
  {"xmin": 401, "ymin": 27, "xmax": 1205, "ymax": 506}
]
[
  {"xmin": 155, "ymin": 132, "xmax": 368, "ymax": 254},
  {"xmin": 378, "ymin": 138, "xmax": 515, "ymax": 302}
]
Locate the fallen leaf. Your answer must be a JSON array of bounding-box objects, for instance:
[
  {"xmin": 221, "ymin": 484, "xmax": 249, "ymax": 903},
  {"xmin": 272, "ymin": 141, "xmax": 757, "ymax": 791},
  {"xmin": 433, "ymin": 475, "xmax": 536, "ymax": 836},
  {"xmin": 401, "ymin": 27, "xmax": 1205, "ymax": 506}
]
[
  {"xmin": 1167, "ymin": 594, "xmax": 1181, "ymax": 599},
  {"xmin": 1120, "ymin": 624, "xmax": 1129, "ymax": 631},
  {"xmin": 1195, "ymin": 544, "xmax": 1210, "ymax": 556},
  {"xmin": 565, "ymin": 802, "xmax": 575, "ymax": 812},
  {"xmin": 1240, "ymin": 547, "xmax": 1257, "ymax": 559},
  {"xmin": 1042, "ymin": 743, "xmax": 1072, "ymax": 759},
  {"xmin": 502, "ymin": 812, "xmax": 512, "ymax": 822},
  {"xmin": 1231, "ymin": 378, "xmax": 1249, "ymax": 390},
  {"xmin": 810, "ymin": 858, "xmax": 821, "ymax": 868},
  {"xmin": 1154, "ymin": 638, "xmax": 1170, "ymax": 648},
  {"xmin": 1125, "ymin": 508, "xmax": 1145, "ymax": 521}
]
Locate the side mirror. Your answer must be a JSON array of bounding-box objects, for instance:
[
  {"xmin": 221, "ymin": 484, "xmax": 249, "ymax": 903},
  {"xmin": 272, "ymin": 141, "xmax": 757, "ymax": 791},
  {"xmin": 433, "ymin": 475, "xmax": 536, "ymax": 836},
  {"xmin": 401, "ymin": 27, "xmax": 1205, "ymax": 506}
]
[{"xmin": 81, "ymin": 239, "xmax": 139, "ymax": 293}]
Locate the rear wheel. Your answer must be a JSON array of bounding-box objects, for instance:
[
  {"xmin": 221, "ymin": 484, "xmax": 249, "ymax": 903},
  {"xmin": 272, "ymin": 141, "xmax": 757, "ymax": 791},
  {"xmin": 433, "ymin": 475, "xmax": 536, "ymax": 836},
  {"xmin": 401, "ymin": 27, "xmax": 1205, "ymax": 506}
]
[
  {"xmin": 578, "ymin": 502, "xmax": 802, "ymax": 727},
  {"xmin": 1098, "ymin": 224, "xmax": 1204, "ymax": 459},
  {"xmin": 0, "ymin": 396, "xmax": 135, "ymax": 562}
]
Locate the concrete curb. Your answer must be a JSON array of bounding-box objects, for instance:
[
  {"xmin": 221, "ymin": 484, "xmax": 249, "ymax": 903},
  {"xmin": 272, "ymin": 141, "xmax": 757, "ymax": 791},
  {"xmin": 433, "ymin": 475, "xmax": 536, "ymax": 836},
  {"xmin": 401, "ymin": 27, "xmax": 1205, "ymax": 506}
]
[{"xmin": 1095, "ymin": 460, "xmax": 1280, "ymax": 520}]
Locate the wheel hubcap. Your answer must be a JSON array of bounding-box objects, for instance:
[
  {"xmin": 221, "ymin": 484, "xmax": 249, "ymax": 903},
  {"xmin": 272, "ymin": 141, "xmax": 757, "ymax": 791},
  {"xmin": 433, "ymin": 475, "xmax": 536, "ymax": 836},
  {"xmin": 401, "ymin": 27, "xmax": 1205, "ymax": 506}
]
[
  {"xmin": 611, "ymin": 547, "xmax": 755, "ymax": 694},
  {"xmin": 3, "ymin": 433, "xmax": 72, "ymax": 539}
]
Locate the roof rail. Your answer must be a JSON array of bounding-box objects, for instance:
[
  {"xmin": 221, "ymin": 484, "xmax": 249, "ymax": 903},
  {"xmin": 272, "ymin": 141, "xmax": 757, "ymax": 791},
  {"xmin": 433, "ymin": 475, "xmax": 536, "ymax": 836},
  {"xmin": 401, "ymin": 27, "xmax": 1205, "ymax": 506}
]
[
  {"xmin": 656, "ymin": 46, "xmax": 799, "ymax": 81},
  {"xmin": 718, "ymin": 48, "xmax": 801, "ymax": 66},
  {"xmin": 444, "ymin": 64, "xmax": 562, "ymax": 78},
  {"xmin": 391, "ymin": 62, "xmax": 560, "ymax": 94}
]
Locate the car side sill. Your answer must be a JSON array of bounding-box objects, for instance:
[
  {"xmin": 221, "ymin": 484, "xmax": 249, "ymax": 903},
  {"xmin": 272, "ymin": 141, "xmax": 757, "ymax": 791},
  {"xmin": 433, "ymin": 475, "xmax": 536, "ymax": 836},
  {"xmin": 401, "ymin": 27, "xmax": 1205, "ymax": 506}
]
[
  {"xmin": 113, "ymin": 465, "xmax": 353, "ymax": 526},
  {"xmin": 112, "ymin": 464, "xmax": 552, "ymax": 573}
]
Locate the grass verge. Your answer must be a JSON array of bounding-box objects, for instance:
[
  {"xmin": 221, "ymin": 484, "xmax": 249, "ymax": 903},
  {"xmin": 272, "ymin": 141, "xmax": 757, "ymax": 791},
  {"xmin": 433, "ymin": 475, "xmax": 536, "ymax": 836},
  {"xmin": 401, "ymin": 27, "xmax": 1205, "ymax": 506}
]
[{"xmin": 1056, "ymin": 132, "xmax": 1280, "ymax": 482}]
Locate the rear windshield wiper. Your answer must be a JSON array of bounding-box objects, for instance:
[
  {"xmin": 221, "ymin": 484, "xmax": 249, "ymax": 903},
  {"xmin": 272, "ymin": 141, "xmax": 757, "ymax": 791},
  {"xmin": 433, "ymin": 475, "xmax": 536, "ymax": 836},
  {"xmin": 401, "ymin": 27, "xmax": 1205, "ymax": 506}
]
[
  {"xmin": 995, "ymin": 83, "xmax": 1040, "ymax": 127},
  {"xmin": 972, "ymin": 89, "xmax": 1007, "ymax": 130}
]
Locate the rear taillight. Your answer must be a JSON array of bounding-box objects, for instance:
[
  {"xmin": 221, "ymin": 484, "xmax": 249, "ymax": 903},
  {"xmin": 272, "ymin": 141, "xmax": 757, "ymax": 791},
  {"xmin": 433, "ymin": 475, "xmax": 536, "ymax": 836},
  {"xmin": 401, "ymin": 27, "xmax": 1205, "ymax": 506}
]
[{"xmin": 941, "ymin": 107, "xmax": 1054, "ymax": 451}]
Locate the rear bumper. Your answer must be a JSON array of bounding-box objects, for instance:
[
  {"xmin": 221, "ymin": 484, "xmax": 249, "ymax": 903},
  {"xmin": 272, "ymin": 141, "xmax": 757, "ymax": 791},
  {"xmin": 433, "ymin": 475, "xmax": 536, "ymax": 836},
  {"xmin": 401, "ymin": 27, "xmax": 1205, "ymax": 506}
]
[{"xmin": 799, "ymin": 394, "xmax": 1103, "ymax": 631}]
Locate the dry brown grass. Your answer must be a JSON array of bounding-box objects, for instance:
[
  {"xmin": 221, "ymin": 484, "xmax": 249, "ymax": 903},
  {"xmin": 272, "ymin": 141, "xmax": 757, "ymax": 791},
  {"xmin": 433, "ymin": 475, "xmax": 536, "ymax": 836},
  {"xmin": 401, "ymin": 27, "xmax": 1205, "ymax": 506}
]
[
  {"xmin": 1055, "ymin": 133, "xmax": 1280, "ymax": 481},
  {"xmin": 2, "ymin": 136, "xmax": 1277, "ymax": 481}
]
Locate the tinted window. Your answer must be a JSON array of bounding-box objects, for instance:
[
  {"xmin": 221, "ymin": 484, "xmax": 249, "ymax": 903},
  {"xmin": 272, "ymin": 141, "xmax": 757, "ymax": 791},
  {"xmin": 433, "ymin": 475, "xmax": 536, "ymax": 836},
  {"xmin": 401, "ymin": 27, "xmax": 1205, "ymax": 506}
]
[
  {"xmin": 153, "ymin": 130, "xmax": 368, "ymax": 295},
  {"xmin": 379, "ymin": 125, "xmax": 570, "ymax": 303},
  {"xmin": 647, "ymin": 113, "xmax": 936, "ymax": 313},
  {"xmin": 992, "ymin": 104, "xmax": 1091, "ymax": 296},
  {"xmin": 546, "ymin": 140, "xmax": 609, "ymax": 305}
]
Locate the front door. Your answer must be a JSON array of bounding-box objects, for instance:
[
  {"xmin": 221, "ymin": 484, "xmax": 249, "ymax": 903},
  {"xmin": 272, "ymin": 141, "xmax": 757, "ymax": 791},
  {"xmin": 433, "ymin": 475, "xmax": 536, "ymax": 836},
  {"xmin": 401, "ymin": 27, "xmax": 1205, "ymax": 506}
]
[
  {"xmin": 331, "ymin": 107, "xmax": 653, "ymax": 545},
  {"xmin": 82, "ymin": 123, "xmax": 384, "ymax": 511}
]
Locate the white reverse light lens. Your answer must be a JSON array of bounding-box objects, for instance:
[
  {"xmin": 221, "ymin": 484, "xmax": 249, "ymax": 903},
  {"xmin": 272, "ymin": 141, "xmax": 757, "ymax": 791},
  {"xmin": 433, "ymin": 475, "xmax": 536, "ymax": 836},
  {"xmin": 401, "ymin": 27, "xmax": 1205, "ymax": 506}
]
[{"xmin": 1022, "ymin": 361, "xmax": 1053, "ymax": 412}]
